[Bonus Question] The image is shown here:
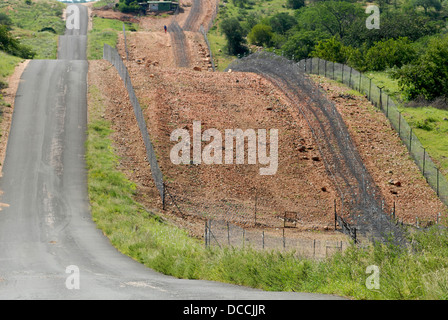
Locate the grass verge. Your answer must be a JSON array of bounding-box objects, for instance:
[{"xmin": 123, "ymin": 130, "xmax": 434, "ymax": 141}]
[
  {"xmin": 87, "ymin": 77, "xmax": 448, "ymax": 300},
  {"xmin": 0, "ymin": 50, "xmax": 23, "ymax": 109},
  {"xmin": 87, "ymin": 17, "xmax": 138, "ymax": 60}
]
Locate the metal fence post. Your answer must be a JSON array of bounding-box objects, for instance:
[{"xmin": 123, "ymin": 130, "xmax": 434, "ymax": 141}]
[
  {"xmin": 437, "ymin": 168, "xmax": 440, "ymax": 196},
  {"xmin": 282, "ymin": 228, "xmax": 285, "ymax": 249},
  {"xmin": 162, "ymin": 183, "xmax": 166, "ymax": 210},
  {"xmin": 378, "ymin": 86, "xmax": 383, "ymax": 110},
  {"xmin": 333, "ymin": 62, "xmax": 335, "ymax": 80},
  {"xmin": 410, "ymin": 128, "xmax": 413, "ymax": 153},
  {"xmin": 358, "ymin": 72, "xmax": 362, "ymax": 91},
  {"xmin": 205, "ymin": 220, "xmax": 208, "ymax": 249},
  {"xmin": 349, "ymin": 67, "xmax": 352, "ymax": 87},
  {"xmin": 262, "ymin": 231, "xmax": 265, "ymax": 249},
  {"xmin": 386, "ymin": 95, "xmax": 390, "ymax": 117},
  {"xmin": 422, "ymin": 147, "xmax": 426, "ymax": 177},
  {"xmin": 227, "ymin": 221, "xmax": 230, "ymax": 246},
  {"xmin": 334, "ymin": 199, "xmax": 337, "ymax": 230}
]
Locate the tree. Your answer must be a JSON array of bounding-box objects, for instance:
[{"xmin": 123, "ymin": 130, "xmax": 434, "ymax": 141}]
[
  {"xmin": 269, "ymin": 12, "xmax": 297, "ymax": 35},
  {"xmin": 311, "ymin": 36, "xmax": 349, "ymax": 63},
  {"xmin": 365, "ymin": 37, "xmax": 417, "ymax": 71},
  {"xmin": 221, "ymin": 17, "xmax": 247, "ymax": 55},
  {"xmin": 412, "ymin": 0, "xmax": 442, "ymax": 14},
  {"xmin": 286, "ymin": 0, "xmax": 305, "ymax": 10},
  {"xmin": 282, "ymin": 30, "xmax": 327, "ymax": 61},
  {"xmin": 392, "ymin": 36, "xmax": 448, "ymax": 100},
  {"xmin": 297, "ymin": 1, "xmax": 364, "ymax": 40},
  {"xmin": 248, "ymin": 24, "xmax": 273, "ymax": 47}
]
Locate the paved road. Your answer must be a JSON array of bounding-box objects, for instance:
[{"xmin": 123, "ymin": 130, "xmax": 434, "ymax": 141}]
[{"xmin": 0, "ymin": 4, "xmax": 344, "ymax": 300}]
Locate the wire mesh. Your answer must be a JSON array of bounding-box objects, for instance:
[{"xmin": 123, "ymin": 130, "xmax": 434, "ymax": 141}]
[
  {"xmin": 228, "ymin": 53, "xmax": 407, "ymax": 245},
  {"xmin": 301, "ymin": 57, "xmax": 448, "ymax": 210}
]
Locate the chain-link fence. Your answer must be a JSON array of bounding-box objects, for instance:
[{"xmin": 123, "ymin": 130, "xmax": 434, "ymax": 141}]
[
  {"xmin": 298, "ymin": 58, "xmax": 448, "ymax": 211},
  {"xmin": 102, "ymin": 45, "xmax": 358, "ymax": 255},
  {"xmin": 204, "ymin": 219, "xmax": 347, "ymax": 259},
  {"xmin": 199, "ymin": 25, "xmax": 215, "ymax": 71},
  {"xmin": 227, "ymin": 52, "xmax": 408, "ymax": 246},
  {"xmin": 103, "ymin": 44, "xmax": 165, "ymax": 199}
]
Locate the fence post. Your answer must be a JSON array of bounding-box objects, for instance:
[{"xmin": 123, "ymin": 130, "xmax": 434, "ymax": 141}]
[
  {"xmin": 342, "ymin": 65, "xmax": 344, "ymax": 84},
  {"xmin": 437, "ymin": 168, "xmax": 440, "ymax": 197},
  {"xmin": 422, "ymin": 147, "xmax": 426, "ymax": 177},
  {"xmin": 393, "ymin": 201, "xmax": 396, "ymax": 220},
  {"xmin": 283, "ymin": 228, "xmax": 285, "ymax": 249},
  {"xmin": 398, "ymin": 112, "xmax": 401, "ymax": 137},
  {"xmin": 349, "ymin": 67, "xmax": 352, "ymax": 87},
  {"xmin": 358, "ymin": 72, "xmax": 362, "ymax": 92},
  {"xmin": 123, "ymin": 23, "xmax": 129, "ymax": 61},
  {"xmin": 369, "ymin": 78, "xmax": 372, "ymax": 101},
  {"xmin": 227, "ymin": 221, "xmax": 230, "ymax": 246},
  {"xmin": 254, "ymin": 191, "xmax": 258, "ymax": 226},
  {"xmin": 333, "ymin": 62, "xmax": 335, "ymax": 80},
  {"xmin": 162, "ymin": 183, "xmax": 166, "ymax": 210},
  {"xmin": 317, "ymin": 59, "xmax": 320, "ymax": 75},
  {"xmin": 242, "ymin": 229, "xmax": 245, "ymax": 248},
  {"xmin": 205, "ymin": 220, "xmax": 209, "ymax": 249},
  {"xmin": 378, "ymin": 86, "xmax": 383, "ymax": 110},
  {"xmin": 325, "ymin": 60, "xmax": 327, "ymax": 77},
  {"xmin": 334, "ymin": 199, "xmax": 337, "ymax": 230},
  {"xmin": 386, "ymin": 95, "xmax": 390, "ymax": 117},
  {"xmin": 409, "ymin": 128, "xmax": 413, "ymax": 153},
  {"xmin": 313, "ymin": 239, "xmax": 316, "ymax": 258},
  {"xmin": 262, "ymin": 231, "xmax": 265, "ymax": 249}
]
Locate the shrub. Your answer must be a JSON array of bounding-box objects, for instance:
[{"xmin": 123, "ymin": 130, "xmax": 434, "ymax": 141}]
[
  {"xmin": 247, "ymin": 24, "xmax": 273, "ymax": 47},
  {"xmin": 392, "ymin": 35, "xmax": 448, "ymax": 101},
  {"xmin": 365, "ymin": 38, "xmax": 417, "ymax": 71}
]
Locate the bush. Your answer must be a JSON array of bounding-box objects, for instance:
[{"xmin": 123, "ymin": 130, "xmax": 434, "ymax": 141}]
[
  {"xmin": 286, "ymin": 0, "xmax": 305, "ymax": 10},
  {"xmin": 365, "ymin": 38, "xmax": 417, "ymax": 71},
  {"xmin": 392, "ymin": 35, "xmax": 448, "ymax": 101},
  {"xmin": 311, "ymin": 37, "xmax": 349, "ymax": 64},
  {"xmin": 0, "ymin": 25, "xmax": 35, "ymax": 59},
  {"xmin": 247, "ymin": 24, "xmax": 273, "ymax": 47},
  {"xmin": 117, "ymin": 0, "xmax": 141, "ymax": 13},
  {"xmin": 221, "ymin": 17, "xmax": 247, "ymax": 55}
]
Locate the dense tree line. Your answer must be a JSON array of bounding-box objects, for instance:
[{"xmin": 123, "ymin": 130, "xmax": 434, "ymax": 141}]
[{"xmin": 219, "ymin": 0, "xmax": 448, "ymax": 100}]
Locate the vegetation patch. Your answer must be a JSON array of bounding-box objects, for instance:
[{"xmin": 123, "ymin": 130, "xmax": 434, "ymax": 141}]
[{"xmin": 87, "ymin": 16, "xmax": 138, "ymax": 60}]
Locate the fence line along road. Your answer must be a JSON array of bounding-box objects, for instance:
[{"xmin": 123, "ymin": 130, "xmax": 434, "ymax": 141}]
[
  {"xmin": 102, "ymin": 46, "xmax": 358, "ymax": 255},
  {"xmin": 103, "ymin": 44, "xmax": 165, "ymax": 199}
]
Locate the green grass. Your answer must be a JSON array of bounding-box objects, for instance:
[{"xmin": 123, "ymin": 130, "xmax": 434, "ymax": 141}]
[
  {"xmin": 0, "ymin": 0, "xmax": 65, "ymax": 59},
  {"xmin": 92, "ymin": 0, "xmax": 118, "ymax": 9},
  {"xmin": 87, "ymin": 80, "xmax": 448, "ymax": 300},
  {"xmin": 365, "ymin": 71, "xmax": 448, "ymax": 178},
  {"xmin": 87, "ymin": 17, "xmax": 139, "ymax": 60},
  {"xmin": 368, "ymin": 71, "xmax": 403, "ymax": 101},
  {"xmin": 401, "ymin": 106, "xmax": 448, "ymax": 176},
  {"xmin": 0, "ymin": 50, "xmax": 23, "ymax": 109}
]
